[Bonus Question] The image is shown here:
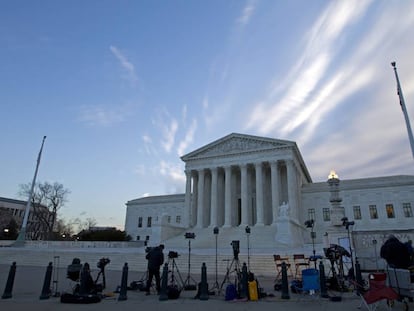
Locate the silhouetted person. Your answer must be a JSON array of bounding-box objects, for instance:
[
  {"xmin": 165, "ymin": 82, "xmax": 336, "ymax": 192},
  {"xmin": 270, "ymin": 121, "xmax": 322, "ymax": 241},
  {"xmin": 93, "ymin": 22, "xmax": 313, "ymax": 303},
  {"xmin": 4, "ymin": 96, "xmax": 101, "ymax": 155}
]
[
  {"xmin": 380, "ymin": 236, "xmax": 411, "ymax": 269},
  {"xmin": 145, "ymin": 244, "xmax": 164, "ymax": 295}
]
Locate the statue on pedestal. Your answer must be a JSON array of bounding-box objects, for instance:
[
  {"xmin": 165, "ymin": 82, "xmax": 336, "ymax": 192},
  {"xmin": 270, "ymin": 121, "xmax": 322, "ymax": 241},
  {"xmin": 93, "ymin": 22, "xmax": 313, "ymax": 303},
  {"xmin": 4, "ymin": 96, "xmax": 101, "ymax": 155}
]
[{"xmin": 278, "ymin": 202, "xmax": 290, "ymax": 217}]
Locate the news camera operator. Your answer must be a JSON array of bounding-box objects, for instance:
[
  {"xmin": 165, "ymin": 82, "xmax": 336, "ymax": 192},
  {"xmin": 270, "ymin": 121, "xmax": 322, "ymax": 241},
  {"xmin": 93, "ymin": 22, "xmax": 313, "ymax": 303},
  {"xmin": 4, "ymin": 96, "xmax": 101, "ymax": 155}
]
[{"xmin": 145, "ymin": 244, "xmax": 165, "ymax": 295}]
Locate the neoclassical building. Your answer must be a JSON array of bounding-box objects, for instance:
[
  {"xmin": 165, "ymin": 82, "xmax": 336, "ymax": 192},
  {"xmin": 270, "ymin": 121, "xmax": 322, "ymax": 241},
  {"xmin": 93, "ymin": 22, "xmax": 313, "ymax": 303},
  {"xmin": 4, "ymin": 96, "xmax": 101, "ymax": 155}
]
[
  {"xmin": 125, "ymin": 133, "xmax": 414, "ymax": 268},
  {"xmin": 181, "ymin": 133, "xmax": 311, "ymax": 229}
]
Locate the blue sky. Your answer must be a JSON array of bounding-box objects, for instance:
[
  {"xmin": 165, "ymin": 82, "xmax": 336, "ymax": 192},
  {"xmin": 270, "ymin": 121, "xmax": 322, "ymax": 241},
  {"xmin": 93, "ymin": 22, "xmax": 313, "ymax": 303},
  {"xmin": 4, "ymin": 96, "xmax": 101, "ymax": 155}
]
[{"xmin": 1, "ymin": 0, "xmax": 414, "ymax": 230}]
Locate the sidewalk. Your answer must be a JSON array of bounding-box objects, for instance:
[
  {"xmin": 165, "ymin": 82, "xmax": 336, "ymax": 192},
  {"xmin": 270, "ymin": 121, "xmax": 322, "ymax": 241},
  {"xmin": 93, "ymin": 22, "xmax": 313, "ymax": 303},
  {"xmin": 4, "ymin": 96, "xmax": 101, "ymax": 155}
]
[{"xmin": 0, "ymin": 264, "xmax": 368, "ymax": 311}]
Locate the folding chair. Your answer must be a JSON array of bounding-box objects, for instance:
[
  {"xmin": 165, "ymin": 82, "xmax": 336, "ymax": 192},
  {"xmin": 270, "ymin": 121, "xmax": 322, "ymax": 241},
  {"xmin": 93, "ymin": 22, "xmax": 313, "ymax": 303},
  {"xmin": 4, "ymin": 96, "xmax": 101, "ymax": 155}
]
[
  {"xmin": 293, "ymin": 254, "xmax": 310, "ymax": 279},
  {"xmin": 273, "ymin": 254, "xmax": 293, "ymax": 283},
  {"xmin": 358, "ymin": 273, "xmax": 399, "ymax": 311}
]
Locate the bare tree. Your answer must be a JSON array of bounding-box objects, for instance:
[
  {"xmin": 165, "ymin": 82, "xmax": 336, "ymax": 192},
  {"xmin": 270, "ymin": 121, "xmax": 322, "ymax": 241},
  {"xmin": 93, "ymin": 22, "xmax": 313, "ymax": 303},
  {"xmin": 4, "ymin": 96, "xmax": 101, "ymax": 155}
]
[
  {"xmin": 19, "ymin": 181, "xmax": 70, "ymax": 240},
  {"xmin": 71, "ymin": 217, "xmax": 97, "ymax": 233}
]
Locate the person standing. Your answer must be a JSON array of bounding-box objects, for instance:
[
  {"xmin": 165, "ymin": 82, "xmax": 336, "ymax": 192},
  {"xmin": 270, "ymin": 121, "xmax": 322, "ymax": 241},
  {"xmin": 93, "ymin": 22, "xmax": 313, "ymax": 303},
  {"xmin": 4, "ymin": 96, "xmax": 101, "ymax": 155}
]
[{"xmin": 145, "ymin": 244, "xmax": 164, "ymax": 295}]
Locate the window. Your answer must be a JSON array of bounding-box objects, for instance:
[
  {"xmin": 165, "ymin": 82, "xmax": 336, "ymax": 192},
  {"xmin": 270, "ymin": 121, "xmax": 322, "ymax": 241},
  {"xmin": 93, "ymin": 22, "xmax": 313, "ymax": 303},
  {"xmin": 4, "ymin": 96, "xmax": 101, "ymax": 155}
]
[
  {"xmin": 176, "ymin": 215, "xmax": 181, "ymax": 224},
  {"xmin": 353, "ymin": 206, "xmax": 361, "ymax": 220},
  {"xmin": 138, "ymin": 217, "xmax": 143, "ymax": 228},
  {"xmin": 369, "ymin": 205, "xmax": 378, "ymax": 219},
  {"xmin": 147, "ymin": 217, "xmax": 152, "ymax": 227},
  {"xmin": 322, "ymin": 208, "xmax": 330, "ymax": 221},
  {"xmin": 403, "ymin": 203, "xmax": 413, "ymax": 217},
  {"xmin": 167, "ymin": 216, "xmax": 171, "ymax": 223},
  {"xmin": 386, "ymin": 204, "xmax": 395, "ymax": 218},
  {"xmin": 136, "ymin": 236, "xmax": 140, "ymax": 241},
  {"xmin": 308, "ymin": 208, "xmax": 315, "ymax": 220}
]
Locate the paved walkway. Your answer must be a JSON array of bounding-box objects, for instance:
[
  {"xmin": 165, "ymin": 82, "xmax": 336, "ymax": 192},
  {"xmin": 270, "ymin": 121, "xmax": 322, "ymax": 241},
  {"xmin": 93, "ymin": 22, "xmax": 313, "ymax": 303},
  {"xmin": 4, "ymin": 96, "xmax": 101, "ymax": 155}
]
[{"xmin": 0, "ymin": 264, "xmax": 404, "ymax": 311}]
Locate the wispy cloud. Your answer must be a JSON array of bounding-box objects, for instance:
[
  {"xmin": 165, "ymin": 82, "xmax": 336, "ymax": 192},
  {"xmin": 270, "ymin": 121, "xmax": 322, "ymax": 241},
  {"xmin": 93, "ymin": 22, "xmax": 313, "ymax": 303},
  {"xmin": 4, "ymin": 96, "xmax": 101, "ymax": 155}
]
[
  {"xmin": 177, "ymin": 119, "xmax": 197, "ymax": 156},
  {"xmin": 152, "ymin": 109, "xmax": 179, "ymax": 153},
  {"xmin": 78, "ymin": 104, "xmax": 133, "ymax": 126},
  {"xmin": 159, "ymin": 160, "xmax": 185, "ymax": 193},
  {"xmin": 245, "ymin": 0, "xmax": 373, "ymax": 142},
  {"xmin": 237, "ymin": 0, "xmax": 256, "ymax": 26},
  {"xmin": 109, "ymin": 45, "xmax": 138, "ymax": 86}
]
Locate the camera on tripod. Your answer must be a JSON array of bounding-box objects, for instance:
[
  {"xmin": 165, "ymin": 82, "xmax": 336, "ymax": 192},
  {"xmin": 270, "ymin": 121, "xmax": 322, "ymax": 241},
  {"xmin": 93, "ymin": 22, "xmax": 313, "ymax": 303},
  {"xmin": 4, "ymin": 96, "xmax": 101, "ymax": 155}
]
[
  {"xmin": 168, "ymin": 251, "xmax": 179, "ymax": 259},
  {"xmin": 231, "ymin": 240, "xmax": 240, "ymax": 259},
  {"xmin": 97, "ymin": 257, "xmax": 110, "ymax": 270},
  {"xmin": 184, "ymin": 232, "xmax": 195, "ymax": 239}
]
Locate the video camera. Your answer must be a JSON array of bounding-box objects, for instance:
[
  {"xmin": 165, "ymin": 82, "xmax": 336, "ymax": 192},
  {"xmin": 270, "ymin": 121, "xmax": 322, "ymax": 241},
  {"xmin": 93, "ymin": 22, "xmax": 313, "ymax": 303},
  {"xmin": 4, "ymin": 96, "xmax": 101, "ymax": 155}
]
[
  {"xmin": 231, "ymin": 240, "xmax": 240, "ymax": 259},
  {"xmin": 168, "ymin": 251, "xmax": 179, "ymax": 259},
  {"xmin": 185, "ymin": 232, "xmax": 195, "ymax": 239},
  {"xmin": 97, "ymin": 257, "xmax": 110, "ymax": 270}
]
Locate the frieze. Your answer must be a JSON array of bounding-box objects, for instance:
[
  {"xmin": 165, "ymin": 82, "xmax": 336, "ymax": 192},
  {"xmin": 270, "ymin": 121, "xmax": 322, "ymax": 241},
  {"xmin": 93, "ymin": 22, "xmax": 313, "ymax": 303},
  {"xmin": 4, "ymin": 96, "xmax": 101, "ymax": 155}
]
[{"xmin": 191, "ymin": 137, "xmax": 288, "ymax": 159}]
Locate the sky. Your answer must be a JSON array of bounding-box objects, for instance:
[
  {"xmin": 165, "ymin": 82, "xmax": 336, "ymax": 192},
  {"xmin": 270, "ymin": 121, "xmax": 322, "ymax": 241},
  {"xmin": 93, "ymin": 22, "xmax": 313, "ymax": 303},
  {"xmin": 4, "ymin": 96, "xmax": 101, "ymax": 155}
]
[{"xmin": 1, "ymin": 0, "xmax": 414, "ymax": 230}]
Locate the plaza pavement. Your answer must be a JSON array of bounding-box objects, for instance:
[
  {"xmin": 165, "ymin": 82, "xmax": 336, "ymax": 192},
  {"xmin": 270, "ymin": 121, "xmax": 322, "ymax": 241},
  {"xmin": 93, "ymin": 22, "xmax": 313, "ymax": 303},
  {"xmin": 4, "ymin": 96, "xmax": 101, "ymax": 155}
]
[{"xmin": 0, "ymin": 264, "xmax": 391, "ymax": 311}]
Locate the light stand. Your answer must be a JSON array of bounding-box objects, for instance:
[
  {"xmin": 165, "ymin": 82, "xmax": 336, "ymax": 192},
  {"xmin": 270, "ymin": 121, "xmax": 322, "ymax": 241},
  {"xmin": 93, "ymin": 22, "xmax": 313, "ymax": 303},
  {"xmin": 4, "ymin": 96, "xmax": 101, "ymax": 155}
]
[
  {"xmin": 341, "ymin": 217, "xmax": 355, "ymax": 279},
  {"xmin": 305, "ymin": 219, "xmax": 317, "ymax": 268},
  {"xmin": 373, "ymin": 239, "xmax": 379, "ymax": 271},
  {"xmin": 183, "ymin": 232, "xmax": 197, "ymax": 290},
  {"xmin": 245, "ymin": 226, "xmax": 251, "ymax": 271},
  {"xmin": 210, "ymin": 227, "xmax": 220, "ymax": 293}
]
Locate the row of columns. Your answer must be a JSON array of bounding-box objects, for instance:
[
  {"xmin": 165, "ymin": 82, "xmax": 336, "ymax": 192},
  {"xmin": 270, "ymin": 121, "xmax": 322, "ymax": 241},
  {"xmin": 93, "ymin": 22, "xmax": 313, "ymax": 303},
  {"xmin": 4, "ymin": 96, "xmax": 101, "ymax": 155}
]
[{"xmin": 183, "ymin": 159, "xmax": 300, "ymax": 229}]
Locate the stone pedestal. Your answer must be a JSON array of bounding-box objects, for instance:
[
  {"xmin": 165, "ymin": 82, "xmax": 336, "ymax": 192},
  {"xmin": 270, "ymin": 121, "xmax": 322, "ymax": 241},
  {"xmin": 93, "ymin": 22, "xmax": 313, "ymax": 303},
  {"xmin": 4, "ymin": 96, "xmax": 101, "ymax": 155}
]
[{"xmin": 275, "ymin": 216, "xmax": 303, "ymax": 246}]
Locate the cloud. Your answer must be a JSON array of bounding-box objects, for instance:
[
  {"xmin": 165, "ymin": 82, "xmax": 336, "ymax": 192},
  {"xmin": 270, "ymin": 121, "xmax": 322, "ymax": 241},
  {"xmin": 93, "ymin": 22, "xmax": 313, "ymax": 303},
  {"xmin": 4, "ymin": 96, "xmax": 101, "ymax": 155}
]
[
  {"xmin": 78, "ymin": 104, "xmax": 132, "ymax": 126},
  {"xmin": 237, "ymin": 0, "xmax": 256, "ymax": 26},
  {"xmin": 177, "ymin": 118, "xmax": 197, "ymax": 156},
  {"xmin": 109, "ymin": 45, "xmax": 138, "ymax": 86},
  {"xmin": 159, "ymin": 160, "xmax": 186, "ymax": 193},
  {"xmin": 161, "ymin": 119, "xmax": 178, "ymax": 153},
  {"xmin": 245, "ymin": 0, "xmax": 373, "ymax": 139}
]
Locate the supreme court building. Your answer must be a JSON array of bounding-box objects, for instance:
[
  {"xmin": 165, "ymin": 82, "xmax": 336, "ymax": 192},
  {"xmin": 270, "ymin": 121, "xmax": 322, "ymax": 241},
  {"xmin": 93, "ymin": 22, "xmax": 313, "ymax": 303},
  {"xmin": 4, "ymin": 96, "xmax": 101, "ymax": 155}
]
[{"xmin": 125, "ymin": 133, "xmax": 414, "ymax": 262}]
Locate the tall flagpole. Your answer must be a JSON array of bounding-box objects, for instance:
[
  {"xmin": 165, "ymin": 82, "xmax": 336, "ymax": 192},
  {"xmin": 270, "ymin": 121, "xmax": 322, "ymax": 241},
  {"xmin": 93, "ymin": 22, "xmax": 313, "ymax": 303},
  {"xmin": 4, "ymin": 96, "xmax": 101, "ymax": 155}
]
[
  {"xmin": 14, "ymin": 136, "xmax": 47, "ymax": 246},
  {"xmin": 391, "ymin": 61, "xmax": 414, "ymax": 159}
]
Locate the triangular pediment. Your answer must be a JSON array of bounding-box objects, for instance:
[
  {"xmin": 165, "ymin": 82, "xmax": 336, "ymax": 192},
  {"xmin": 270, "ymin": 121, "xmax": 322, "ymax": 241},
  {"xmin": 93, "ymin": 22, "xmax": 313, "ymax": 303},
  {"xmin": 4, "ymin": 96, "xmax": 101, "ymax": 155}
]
[{"xmin": 181, "ymin": 133, "xmax": 294, "ymax": 161}]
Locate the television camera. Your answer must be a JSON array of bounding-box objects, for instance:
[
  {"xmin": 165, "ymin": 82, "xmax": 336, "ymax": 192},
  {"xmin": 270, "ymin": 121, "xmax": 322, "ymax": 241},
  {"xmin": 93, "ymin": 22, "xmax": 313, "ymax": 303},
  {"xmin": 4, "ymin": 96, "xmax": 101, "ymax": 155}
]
[
  {"xmin": 64, "ymin": 257, "xmax": 110, "ymax": 299},
  {"xmin": 168, "ymin": 251, "xmax": 179, "ymax": 259},
  {"xmin": 231, "ymin": 240, "xmax": 240, "ymax": 260},
  {"xmin": 185, "ymin": 232, "xmax": 195, "ymax": 239}
]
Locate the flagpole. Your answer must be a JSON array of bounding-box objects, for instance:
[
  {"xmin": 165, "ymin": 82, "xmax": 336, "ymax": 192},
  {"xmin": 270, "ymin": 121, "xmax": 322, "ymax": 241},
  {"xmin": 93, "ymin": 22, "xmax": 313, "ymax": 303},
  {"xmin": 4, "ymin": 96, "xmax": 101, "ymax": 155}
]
[
  {"xmin": 14, "ymin": 136, "xmax": 47, "ymax": 246},
  {"xmin": 391, "ymin": 62, "xmax": 414, "ymax": 159}
]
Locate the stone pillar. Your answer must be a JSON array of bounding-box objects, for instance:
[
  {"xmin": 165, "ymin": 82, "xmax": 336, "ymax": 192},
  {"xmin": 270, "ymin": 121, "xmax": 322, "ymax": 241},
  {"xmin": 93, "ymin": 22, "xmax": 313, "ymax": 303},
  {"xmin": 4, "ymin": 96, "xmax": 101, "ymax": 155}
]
[
  {"xmin": 196, "ymin": 169, "xmax": 205, "ymax": 228},
  {"xmin": 270, "ymin": 161, "xmax": 280, "ymax": 225},
  {"xmin": 286, "ymin": 159, "xmax": 298, "ymax": 220},
  {"xmin": 240, "ymin": 164, "xmax": 249, "ymax": 226},
  {"xmin": 255, "ymin": 162, "xmax": 264, "ymax": 226},
  {"xmin": 224, "ymin": 166, "xmax": 232, "ymax": 227},
  {"xmin": 184, "ymin": 170, "xmax": 192, "ymax": 228},
  {"xmin": 210, "ymin": 167, "xmax": 218, "ymax": 227},
  {"xmin": 192, "ymin": 173, "xmax": 198, "ymax": 227}
]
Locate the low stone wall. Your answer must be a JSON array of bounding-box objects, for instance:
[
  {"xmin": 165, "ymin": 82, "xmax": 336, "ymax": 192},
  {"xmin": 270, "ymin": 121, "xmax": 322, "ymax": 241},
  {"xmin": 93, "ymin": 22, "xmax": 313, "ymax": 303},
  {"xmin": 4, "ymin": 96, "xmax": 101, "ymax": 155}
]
[{"xmin": 0, "ymin": 240, "xmax": 145, "ymax": 248}]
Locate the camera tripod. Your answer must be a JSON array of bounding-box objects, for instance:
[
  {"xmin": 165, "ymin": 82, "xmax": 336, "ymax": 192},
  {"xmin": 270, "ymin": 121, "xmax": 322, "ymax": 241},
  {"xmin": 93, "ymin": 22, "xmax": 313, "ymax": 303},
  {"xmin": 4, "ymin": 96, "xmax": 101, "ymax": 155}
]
[
  {"xmin": 220, "ymin": 255, "xmax": 242, "ymax": 292},
  {"xmin": 167, "ymin": 257, "xmax": 185, "ymax": 290}
]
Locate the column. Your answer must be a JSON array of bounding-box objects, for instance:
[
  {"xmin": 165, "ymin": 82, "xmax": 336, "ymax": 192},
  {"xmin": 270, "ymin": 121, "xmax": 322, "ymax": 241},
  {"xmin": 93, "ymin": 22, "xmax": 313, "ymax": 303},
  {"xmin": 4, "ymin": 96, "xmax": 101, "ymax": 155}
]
[
  {"xmin": 224, "ymin": 166, "xmax": 232, "ymax": 227},
  {"xmin": 184, "ymin": 170, "xmax": 192, "ymax": 227},
  {"xmin": 196, "ymin": 169, "xmax": 205, "ymax": 228},
  {"xmin": 270, "ymin": 161, "xmax": 280, "ymax": 225},
  {"xmin": 210, "ymin": 167, "xmax": 218, "ymax": 227},
  {"xmin": 192, "ymin": 173, "xmax": 198, "ymax": 226},
  {"xmin": 240, "ymin": 164, "xmax": 249, "ymax": 225},
  {"xmin": 286, "ymin": 159, "xmax": 298, "ymax": 219},
  {"xmin": 255, "ymin": 162, "xmax": 264, "ymax": 226}
]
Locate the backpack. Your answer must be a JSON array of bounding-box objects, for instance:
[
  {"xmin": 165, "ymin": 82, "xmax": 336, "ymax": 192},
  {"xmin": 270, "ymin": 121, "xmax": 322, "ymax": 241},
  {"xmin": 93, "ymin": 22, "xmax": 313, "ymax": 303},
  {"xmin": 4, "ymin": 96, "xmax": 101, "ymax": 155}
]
[{"xmin": 225, "ymin": 283, "xmax": 237, "ymax": 301}]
